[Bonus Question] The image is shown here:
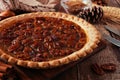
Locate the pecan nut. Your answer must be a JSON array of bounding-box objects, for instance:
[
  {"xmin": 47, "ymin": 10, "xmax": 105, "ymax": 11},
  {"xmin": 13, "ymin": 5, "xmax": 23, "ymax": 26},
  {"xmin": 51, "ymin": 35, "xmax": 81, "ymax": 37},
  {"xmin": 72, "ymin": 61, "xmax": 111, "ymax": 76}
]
[
  {"xmin": 101, "ymin": 63, "xmax": 116, "ymax": 72},
  {"xmin": 91, "ymin": 63, "xmax": 105, "ymax": 75}
]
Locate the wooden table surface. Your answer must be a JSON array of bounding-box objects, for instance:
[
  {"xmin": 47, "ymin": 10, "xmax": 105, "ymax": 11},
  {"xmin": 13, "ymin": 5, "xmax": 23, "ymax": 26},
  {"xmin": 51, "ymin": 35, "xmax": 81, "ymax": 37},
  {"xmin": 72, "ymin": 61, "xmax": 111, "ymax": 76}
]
[{"xmin": 52, "ymin": 1, "xmax": 120, "ymax": 80}]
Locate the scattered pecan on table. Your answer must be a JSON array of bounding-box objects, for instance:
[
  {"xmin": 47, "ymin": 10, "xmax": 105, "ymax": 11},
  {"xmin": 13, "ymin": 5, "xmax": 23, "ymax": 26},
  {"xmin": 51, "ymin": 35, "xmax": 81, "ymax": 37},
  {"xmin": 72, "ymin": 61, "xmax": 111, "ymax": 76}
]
[
  {"xmin": 91, "ymin": 63, "xmax": 116, "ymax": 75},
  {"xmin": 101, "ymin": 63, "xmax": 116, "ymax": 72},
  {"xmin": 91, "ymin": 63, "xmax": 105, "ymax": 75}
]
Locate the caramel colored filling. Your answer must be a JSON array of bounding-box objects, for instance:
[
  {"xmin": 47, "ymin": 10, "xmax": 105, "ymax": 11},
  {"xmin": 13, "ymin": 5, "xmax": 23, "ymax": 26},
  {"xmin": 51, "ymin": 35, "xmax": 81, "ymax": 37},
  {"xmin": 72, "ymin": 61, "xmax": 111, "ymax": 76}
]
[{"xmin": 0, "ymin": 17, "xmax": 86, "ymax": 62}]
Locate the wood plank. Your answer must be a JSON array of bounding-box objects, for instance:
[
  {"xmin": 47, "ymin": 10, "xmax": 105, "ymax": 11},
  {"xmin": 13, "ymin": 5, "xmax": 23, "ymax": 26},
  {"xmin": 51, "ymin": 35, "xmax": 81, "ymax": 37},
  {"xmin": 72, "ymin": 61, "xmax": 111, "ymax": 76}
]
[
  {"xmin": 52, "ymin": 66, "xmax": 78, "ymax": 80},
  {"xmin": 77, "ymin": 42, "xmax": 120, "ymax": 80}
]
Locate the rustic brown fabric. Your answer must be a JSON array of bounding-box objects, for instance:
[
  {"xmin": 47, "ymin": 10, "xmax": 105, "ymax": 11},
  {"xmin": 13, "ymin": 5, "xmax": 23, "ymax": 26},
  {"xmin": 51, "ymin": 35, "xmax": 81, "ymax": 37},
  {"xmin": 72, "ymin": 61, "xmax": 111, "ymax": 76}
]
[{"xmin": 0, "ymin": 0, "xmax": 60, "ymax": 12}]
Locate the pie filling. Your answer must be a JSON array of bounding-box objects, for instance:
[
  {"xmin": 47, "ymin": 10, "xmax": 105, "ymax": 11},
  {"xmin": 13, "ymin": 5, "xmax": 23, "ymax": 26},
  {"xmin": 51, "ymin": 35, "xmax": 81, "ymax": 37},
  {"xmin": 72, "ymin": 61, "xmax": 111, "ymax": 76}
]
[{"xmin": 0, "ymin": 17, "xmax": 87, "ymax": 62}]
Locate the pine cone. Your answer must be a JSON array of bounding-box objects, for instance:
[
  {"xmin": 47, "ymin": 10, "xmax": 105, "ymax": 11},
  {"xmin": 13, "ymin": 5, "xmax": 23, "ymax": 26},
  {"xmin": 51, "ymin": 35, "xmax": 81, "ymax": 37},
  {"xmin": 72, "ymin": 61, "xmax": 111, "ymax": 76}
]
[{"xmin": 77, "ymin": 6, "xmax": 103, "ymax": 23}]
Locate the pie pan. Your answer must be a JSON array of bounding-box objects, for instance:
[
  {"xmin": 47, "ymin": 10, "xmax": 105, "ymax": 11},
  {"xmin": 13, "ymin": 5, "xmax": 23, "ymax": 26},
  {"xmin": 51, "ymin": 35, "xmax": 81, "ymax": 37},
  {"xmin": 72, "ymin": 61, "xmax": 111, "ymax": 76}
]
[{"xmin": 0, "ymin": 12, "xmax": 101, "ymax": 69}]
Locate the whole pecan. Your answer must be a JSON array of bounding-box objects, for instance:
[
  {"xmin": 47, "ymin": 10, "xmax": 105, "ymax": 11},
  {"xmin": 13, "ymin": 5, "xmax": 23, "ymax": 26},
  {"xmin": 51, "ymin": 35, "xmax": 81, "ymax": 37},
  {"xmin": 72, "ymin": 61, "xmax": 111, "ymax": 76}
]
[
  {"xmin": 91, "ymin": 63, "xmax": 105, "ymax": 75},
  {"xmin": 101, "ymin": 63, "xmax": 116, "ymax": 72}
]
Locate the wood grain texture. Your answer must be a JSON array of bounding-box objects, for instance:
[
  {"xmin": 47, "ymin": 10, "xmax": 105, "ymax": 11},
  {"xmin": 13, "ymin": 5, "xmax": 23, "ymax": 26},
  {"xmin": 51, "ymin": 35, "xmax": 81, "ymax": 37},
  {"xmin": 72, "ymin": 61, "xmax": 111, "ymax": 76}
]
[{"xmin": 53, "ymin": 66, "xmax": 78, "ymax": 80}]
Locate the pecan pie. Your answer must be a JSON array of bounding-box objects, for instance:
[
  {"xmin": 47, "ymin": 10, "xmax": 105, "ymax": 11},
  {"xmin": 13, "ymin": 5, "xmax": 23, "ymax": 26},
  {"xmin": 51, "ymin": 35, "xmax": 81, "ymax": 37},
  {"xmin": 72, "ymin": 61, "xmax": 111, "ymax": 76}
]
[{"xmin": 0, "ymin": 12, "xmax": 101, "ymax": 68}]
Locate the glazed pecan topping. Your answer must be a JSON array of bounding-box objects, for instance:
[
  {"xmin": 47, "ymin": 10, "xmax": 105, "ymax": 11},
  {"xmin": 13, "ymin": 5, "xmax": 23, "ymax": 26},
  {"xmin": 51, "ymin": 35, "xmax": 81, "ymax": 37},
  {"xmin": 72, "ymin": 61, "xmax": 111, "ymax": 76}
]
[{"xmin": 0, "ymin": 17, "xmax": 86, "ymax": 61}]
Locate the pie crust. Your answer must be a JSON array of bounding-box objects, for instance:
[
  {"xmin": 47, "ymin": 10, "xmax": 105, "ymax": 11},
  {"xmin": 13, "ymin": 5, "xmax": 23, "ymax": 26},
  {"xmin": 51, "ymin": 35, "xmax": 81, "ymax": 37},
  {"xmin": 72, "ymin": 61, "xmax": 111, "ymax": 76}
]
[{"xmin": 0, "ymin": 12, "xmax": 101, "ymax": 69}]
